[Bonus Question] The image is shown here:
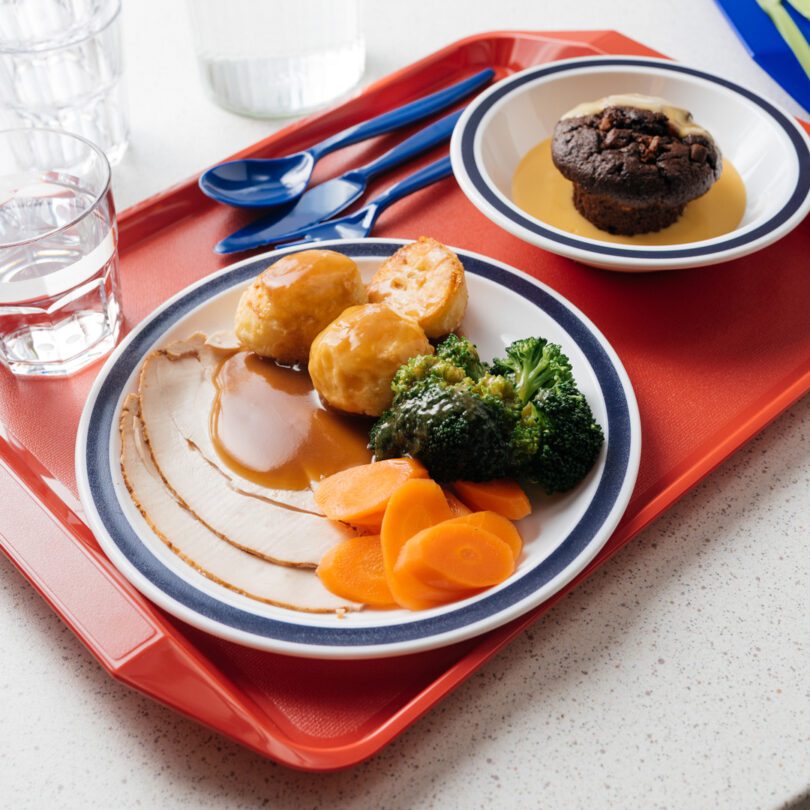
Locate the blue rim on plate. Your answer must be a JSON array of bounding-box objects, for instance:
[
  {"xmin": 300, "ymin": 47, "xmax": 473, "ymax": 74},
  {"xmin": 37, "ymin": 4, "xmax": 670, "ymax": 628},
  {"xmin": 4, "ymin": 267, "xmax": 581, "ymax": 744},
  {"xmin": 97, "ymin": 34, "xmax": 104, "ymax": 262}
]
[
  {"xmin": 76, "ymin": 240, "xmax": 640, "ymax": 658},
  {"xmin": 454, "ymin": 56, "xmax": 810, "ymax": 262}
]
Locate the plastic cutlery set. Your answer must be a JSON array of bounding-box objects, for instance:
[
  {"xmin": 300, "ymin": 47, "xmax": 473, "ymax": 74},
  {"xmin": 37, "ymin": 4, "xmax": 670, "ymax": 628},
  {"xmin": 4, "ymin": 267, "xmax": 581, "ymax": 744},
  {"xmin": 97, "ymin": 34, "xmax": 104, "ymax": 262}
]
[
  {"xmin": 214, "ymin": 111, "xmax": 460, "ymax": 253},
  {"xmin": 200, "ymin": 69, "xmax": 494, "ymax": 252}
]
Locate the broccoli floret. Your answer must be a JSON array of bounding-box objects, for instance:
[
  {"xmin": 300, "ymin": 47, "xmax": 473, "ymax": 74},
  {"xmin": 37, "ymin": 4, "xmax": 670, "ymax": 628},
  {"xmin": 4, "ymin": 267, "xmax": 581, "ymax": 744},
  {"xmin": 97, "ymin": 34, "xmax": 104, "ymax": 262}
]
[
  {"xmin": 491, "ymin": 338, "xmax": 602, "ymax": 493},
  {"xmin": 391, "ymin": 353, "xmax": 467, "ymax": 400},
  {"xmin": 473, "ymin": 372, "xmax": 516, "ymax": 404},
  {"xmin": 369, "ymin": 384, "xmax": 515, "ymax": 482},
  {"xmin": 435, "ymin": 334, "xmax": 486, "ymax": 380},
  {"xmin": 508, "ymin": 403, "xmax": 541, "ymax": 469},
  {"xmin": 391, "ymin": 335, "xmax": 485, "ymax": 402},
  {"xmin": 519, "ymin": 383, "xmax": 604, "ymax": 493},
  {"xmin": 390, "ymin": 335, "xmax": 486, "ymax": 402},
  {"xmin": 374, "ymin": 333, "xmax": 604, "ymax": 493},
  {"xmin": 490, "ymin": 337, "xmax": 572, "ymax": 404}
]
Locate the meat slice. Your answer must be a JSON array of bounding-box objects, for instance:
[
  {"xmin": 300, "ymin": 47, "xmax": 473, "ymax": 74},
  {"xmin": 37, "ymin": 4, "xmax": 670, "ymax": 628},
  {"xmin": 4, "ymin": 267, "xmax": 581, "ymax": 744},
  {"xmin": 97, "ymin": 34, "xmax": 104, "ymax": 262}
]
[
  {"xmin": 148, "ymin": 333, "xmax": 319, "ymax": 512},
  {"xmin": 138, "ymin": 335, "xmax": 354, "ymax": 567},
  {"xmin": 119, "ymin": 394, "xmax": 358, "ymax": 613}
]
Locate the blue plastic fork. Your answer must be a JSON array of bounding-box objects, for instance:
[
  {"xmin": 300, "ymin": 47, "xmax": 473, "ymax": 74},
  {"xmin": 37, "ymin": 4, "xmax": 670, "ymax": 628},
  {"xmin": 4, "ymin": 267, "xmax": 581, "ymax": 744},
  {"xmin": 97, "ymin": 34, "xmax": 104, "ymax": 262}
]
[
  {"xmin": 215, "ymin": 109, "xmax": 462, "ymax": 254},
  {"xmin": 199, "ymin": 69, "xmax": 493, "ymax": 208},
  {"xmin": 274, "ymin": 156, "xmax": 453, "ymax": 247}
]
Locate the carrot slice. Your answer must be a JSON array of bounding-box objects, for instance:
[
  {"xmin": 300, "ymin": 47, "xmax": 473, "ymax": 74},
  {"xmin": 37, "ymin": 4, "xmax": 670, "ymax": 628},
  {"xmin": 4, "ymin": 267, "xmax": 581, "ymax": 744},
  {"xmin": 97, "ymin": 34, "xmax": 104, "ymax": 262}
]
[
  {"xmin": 387, "ymin": 570, "xmax": 462, "ymax": 611},
  {"xmin": 451, "ymin": 479, "xmax": 531, "ymax": 521},
  {"xmin": 380, "ymin": 478, "xmax": 453, "ymax": 576},
  {"xmin": 443, "ymin": 488, "xmax": 472, "ymax": 517},
  {"xmin": 395, "ymin": 523, "xmax": 515, "ymax": 592},
  {"xmin": 316, "ymin": 534, "xmax": 395, "ymax": 607},
  {"xmin": 315, "ymin": 458, "xmax": 427, "ymax": 530},
  {"xmin": 380, "ymin": 477, "xmax": 455, "ymax": 609},
  {"xmin": 443, "ymin": 511, "xmax": 523, "ymax": 561}
]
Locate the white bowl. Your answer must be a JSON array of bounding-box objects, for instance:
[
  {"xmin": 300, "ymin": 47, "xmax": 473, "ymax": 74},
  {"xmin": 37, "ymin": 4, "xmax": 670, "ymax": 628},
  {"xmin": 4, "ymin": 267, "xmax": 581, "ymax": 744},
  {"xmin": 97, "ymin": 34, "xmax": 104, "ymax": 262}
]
[{"xmin": 451, "ymin": 56, "xmax": 810, "ymax": 272}]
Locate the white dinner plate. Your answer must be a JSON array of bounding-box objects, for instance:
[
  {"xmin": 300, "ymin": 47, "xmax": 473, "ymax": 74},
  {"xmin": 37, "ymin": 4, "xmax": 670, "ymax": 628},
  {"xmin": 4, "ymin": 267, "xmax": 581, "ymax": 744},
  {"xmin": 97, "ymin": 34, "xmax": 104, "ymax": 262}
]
[{"xmin": 76, "ymin": 239, "xmax": 641, "ymax": 659}]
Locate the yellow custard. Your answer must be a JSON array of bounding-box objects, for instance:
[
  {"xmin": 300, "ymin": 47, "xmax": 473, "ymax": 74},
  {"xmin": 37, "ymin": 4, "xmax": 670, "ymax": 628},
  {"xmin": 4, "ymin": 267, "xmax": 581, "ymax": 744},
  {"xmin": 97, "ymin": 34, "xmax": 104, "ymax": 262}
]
[{"xmin": 511, "ymin": 138, "xmax": 746, "ymax": 246}]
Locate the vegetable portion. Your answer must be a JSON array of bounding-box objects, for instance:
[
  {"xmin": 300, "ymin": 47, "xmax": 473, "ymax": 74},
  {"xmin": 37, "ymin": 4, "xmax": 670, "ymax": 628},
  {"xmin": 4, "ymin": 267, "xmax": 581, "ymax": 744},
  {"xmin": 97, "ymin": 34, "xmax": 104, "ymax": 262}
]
[
  {"xmin": 451, "ymin": 480, "xmax": 531, "ymax": 521},
  {"xmin": 370, "ymin": 335, "xmax": 515, "ymax": 481},
  {"xmin": 395, "ymin": 523, "xmax": 515, "ymax": 590},
  {"xmin": 314, "ymin": 457, "xmax": 427, "ymax": 530},
  {"xmin": 380, "ymin": 478, "xmax": 455, "ymax": 608},
  {"xmin": 370, "ymin": 383, "xmax": 516, "ymax": 483},
  {"xmin": 370, "ymin": 334, "xmax": 604, "ymax": 493},
  {"xmin": 491, "ymin": 337, "xmax": 604, "ymax": 494},
  {"xmin": 316, "ymin": 535, "xmax": 395, "ymax": 607},
  {"xmin": 443, "ymin": 511, "xmax": 523, "ymax": 560},
  {"xmin": 433, "ymin": 332, "xmax": 487, "ymax": 380},
  {"xmin": 315, "ymin": 463, "xmax": 524, "ymax": 611}
]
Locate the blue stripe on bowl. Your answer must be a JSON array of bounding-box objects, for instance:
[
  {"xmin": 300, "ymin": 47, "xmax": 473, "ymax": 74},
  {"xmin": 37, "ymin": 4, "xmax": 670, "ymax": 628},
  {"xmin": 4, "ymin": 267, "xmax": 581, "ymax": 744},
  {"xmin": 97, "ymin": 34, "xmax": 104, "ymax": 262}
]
[
  {"xmin": 85, "ymin": 242, "xmax": 632, "ymax": 648},
  {"xmin": 459, "ymin": 58, "xmax": 810, "ymax": 260}
]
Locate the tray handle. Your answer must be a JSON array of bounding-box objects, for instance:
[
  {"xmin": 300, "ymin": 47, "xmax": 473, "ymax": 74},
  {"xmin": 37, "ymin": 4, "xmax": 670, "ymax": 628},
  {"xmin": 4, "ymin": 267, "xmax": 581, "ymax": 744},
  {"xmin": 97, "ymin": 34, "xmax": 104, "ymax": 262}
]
[
  {"xmin": 0, "ymin": 446, "xmax": 284, "ymax": 756},
  {"xmin": 0, "ymin": 456, "xmax": 159, "ymax": 664}
]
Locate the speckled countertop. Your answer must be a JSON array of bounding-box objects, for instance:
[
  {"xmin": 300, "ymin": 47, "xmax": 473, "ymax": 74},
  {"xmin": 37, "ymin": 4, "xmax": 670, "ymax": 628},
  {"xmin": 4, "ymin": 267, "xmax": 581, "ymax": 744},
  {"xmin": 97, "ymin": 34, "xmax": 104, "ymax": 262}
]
[{"xmin": 2, "ymin": 2, "xmax": 809, "ymax": 808}]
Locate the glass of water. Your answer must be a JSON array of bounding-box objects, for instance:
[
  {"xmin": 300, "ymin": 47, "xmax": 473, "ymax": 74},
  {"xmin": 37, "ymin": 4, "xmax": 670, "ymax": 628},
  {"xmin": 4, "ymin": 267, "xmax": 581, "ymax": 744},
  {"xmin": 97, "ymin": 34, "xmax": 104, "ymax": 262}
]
[
  {"xmin": 0, "ymin": 127, "xmax": 121, "ymax": 378},
  {"xmin": 187, "ymin": 0, "xmax": 365, "ymax": 118},
  {"xmin": 0, "ymin": 0, "xmax": 129, "ymax": 164}
]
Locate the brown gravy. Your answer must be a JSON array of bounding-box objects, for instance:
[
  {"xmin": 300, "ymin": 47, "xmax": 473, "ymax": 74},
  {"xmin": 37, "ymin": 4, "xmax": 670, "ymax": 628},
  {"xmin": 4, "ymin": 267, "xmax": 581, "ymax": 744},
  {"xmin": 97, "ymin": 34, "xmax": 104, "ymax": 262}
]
[
  {"xmin": 211, "ymin": 352, "xmax": 372, "ymax": 491},
  {"xmin": 512, "ymin": 138, "xmax": 746, "ymax": 245}
]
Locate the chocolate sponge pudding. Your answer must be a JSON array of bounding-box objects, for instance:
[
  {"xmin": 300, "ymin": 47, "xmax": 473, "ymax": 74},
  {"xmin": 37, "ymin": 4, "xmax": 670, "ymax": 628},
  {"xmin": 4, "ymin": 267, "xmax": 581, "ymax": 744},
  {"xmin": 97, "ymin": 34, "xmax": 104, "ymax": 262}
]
[{"xmin": 551, "ymin": 94, "xmax": 722, "ymax": 235}]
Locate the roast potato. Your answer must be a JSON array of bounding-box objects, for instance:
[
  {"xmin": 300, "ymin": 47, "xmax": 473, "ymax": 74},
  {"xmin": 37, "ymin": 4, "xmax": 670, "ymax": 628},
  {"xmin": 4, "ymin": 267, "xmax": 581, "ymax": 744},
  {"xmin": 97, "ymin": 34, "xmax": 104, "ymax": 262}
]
[
  {"xmin": 366, "ymin": 237, "xmax": 467, "ymax": 338},
  {"xmin": 235, "ymin": 250, "xmax": 366, "ymax": 363},
  {"xmin": 309, "ymin": 304, "xmax": 432, "ymax": 417}
]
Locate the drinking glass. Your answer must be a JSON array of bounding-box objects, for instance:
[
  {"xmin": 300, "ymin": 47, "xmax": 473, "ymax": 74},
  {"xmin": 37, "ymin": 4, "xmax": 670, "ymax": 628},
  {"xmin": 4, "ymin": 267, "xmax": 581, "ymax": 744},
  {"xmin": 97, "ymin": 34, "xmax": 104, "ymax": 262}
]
[
  {"xmin": 0, "ymin": 0, "xmax": 129, "ymax": 164},
  {"xmin": 187, "ymin": 0, "xmax": 365, "ymax": 118},
  {"xmin": 0, "ymin": 128, "xmax": 121, "ymax": 377}
]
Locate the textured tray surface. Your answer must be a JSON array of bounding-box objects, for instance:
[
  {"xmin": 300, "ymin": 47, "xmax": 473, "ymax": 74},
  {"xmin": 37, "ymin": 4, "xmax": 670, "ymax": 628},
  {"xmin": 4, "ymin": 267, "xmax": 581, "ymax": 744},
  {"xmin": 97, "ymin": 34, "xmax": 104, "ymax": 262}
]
[{"xmin": 0, "ymin": 30, "xmax": 807, "ymax": 771}]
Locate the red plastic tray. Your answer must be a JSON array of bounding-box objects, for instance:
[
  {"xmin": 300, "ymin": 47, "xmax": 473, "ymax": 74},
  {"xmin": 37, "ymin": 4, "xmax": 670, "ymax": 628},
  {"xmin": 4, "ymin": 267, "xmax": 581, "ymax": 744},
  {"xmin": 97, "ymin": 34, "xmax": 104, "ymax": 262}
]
[{"xmin": 1, "ymin": 30, "xmax": 808, "ymax": 771}]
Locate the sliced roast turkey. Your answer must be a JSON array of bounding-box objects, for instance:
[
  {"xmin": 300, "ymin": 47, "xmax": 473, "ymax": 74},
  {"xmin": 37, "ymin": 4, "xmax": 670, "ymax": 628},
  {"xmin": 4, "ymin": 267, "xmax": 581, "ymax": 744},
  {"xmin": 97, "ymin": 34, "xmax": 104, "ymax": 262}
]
[
  {"xmin": 119, "ymin": 394, "xmax": 358, "ymax": 612},
  {"xmin": 137, "ymin": 336, "xmax": 354, "ymax": 567},
  {"xmin": 146, "ymin": 334, "xmax": 320, "ymax": 512}
]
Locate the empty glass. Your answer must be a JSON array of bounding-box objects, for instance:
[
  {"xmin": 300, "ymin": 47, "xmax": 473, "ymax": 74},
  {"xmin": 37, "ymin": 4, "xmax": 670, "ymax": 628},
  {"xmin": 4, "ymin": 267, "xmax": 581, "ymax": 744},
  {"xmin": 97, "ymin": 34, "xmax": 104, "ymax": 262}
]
[
  {"xmin": 0, "ymin": 0, "xmax": 129, "ymax": 164},
  {"xmin": 188, "ymin": 0, "xmax": 365, "ymax": 118},
  {"xmin": 0, "ymin": 128, "xmax": 121, "ymax": 377}
]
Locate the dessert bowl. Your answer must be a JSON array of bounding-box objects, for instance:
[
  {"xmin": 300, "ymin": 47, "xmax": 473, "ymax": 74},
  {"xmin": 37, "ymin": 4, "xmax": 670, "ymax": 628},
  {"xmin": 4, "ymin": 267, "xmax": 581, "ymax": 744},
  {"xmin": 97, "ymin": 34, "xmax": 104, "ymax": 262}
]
[{"xmin": 450, "ymin": 56, "xmax": 810, "ymax": 272}]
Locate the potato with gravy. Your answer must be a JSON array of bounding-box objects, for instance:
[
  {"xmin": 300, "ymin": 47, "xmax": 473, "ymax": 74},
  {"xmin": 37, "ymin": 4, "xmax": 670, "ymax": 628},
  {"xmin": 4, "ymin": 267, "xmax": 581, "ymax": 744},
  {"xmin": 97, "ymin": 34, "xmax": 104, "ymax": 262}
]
[
  {"xmin": 235, "ymin": 249, "xmax": 366, "ymax": 363},
  {"xmin": 309, "ymin": 303, "xmax": 432, "ymax": 417},
  {"xmin": 367, "ymin": 237, "xmax": 468, "ymax": 339}
]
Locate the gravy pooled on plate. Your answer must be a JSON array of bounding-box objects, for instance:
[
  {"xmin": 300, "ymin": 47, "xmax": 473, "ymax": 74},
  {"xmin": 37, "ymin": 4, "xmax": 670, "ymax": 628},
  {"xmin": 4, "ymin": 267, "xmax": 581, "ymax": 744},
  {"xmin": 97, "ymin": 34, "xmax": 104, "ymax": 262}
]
[{"xmin": 211, "ymin": 351, "xmax": 372, "ymax": 491}]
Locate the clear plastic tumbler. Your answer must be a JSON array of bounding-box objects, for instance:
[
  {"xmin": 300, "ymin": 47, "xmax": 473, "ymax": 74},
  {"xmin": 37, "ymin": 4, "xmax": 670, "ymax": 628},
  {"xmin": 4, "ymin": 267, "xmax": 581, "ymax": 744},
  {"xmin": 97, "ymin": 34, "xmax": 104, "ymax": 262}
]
[
  {"xmin": 0, "ymin": 0, "xmax": 129, "ymax": 164},
  {"xmin": 188, "ymin": 0, "xmax": 365, "ymax": 118},
  {"xmin": 0, "ymin": 128, "xmax": 121, "ymax": 377}
]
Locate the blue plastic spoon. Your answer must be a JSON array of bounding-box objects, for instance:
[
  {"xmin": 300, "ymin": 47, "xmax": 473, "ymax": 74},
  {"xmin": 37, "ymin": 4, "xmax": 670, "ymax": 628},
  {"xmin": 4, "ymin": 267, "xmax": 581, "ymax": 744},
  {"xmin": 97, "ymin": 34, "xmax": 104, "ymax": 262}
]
[
  {"xmin": 198, "ymin": 69, "xmax": 493, "ymax": 208},
  {"xmin": 275, "ymin": 156, "xmax": 453, "ymax": 247},
  {"xmin": 215, "ymin": 109, "xmax": 462, "ymax": 254}
]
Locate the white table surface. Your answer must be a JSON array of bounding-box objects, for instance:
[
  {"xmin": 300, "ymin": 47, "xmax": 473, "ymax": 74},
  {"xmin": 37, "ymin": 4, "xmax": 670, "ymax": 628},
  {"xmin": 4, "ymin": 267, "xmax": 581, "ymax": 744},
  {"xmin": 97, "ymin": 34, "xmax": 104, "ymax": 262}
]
[{"xmin": 2, "ymin": 1, "xmax": 809, "ymax": 808}]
